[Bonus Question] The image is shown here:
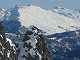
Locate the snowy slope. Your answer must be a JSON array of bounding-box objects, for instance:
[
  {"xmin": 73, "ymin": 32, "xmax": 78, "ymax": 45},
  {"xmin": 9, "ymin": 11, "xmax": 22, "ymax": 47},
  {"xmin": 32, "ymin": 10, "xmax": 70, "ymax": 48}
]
[
  {"xmin": 18, "ymin": 5, "xmax": 80, "ymax": 34},
  {"xmin": 0, "ymin": 8, "xmax": 6, "ymax": 21},
  {"xmin": 52, "ymin": 6, "xmax": 80, "ymax": 19}
]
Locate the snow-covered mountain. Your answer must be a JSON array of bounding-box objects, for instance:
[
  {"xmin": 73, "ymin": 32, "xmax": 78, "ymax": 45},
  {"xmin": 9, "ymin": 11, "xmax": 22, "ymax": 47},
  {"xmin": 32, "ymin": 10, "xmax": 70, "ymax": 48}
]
[
  {"xmin": 18, "ymin": 5, "xmax": 80, "ymax": 34},
  {"xmin": 52, "ymin": 6, "xmax": 80, "ymax": 20},
  {"xmin": 2, "ymin": 5, "xmax": 80, "ymax": 34},
  {"xmin": 0, "ymin": 5, "xmax": 80, "ymax": 60}
]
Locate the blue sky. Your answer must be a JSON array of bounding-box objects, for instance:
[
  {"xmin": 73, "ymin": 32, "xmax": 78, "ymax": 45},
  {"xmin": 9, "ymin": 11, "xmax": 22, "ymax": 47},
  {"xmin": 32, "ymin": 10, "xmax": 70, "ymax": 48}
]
[{"xmin": 0, "ymin": 0, "xmax": 80, "ymax": 9}]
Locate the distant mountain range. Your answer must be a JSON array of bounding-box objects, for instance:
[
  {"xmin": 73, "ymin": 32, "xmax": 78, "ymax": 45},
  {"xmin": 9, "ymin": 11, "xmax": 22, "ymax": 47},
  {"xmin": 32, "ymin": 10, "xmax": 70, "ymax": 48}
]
[{"xmin": 52, "ymin": 6, "xmax": 80, "ymax": 20}]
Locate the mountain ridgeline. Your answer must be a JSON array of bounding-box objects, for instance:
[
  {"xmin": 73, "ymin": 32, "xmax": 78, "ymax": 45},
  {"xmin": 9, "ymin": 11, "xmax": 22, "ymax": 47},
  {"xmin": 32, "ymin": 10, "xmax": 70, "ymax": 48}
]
[
  {"xmin": 0, "ymin": 22, "xmax": 17, "ymax": 60},
  {"xmin": 0, "ymin": 5, "xmax": 80, "ymax": 60}
]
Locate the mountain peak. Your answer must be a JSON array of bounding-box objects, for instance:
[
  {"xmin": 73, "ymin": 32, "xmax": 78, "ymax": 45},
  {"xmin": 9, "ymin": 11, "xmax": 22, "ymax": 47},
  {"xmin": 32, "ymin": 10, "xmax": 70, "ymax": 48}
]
[{"xmin": 17, "ymin": 5, "xmax": 80, "ymax": 34}]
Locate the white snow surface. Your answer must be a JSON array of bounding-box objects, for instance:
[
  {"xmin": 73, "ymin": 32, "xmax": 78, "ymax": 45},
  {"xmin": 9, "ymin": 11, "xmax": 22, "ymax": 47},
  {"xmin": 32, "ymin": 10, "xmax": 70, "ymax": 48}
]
[
  {"xmin": 6, "ymin": 38, "xmax": 15, "ymax": 47},
  {"xmin": 18, "ymin": 5, "xmax": 80, "ymax": 34}
]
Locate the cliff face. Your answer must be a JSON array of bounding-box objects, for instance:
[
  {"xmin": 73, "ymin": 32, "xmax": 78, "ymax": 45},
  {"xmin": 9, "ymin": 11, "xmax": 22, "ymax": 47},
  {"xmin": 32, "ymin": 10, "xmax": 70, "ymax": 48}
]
[
  {"xmin": 28, "ymin": 26, "xmax": 51, "ymax": 60},
  {"xmin": 17, "ymin": 26, "xmax": 51, "ymax": 60},
  {"xmin": 36, "ymin": 34, "xmax": 51, "ymax": 60}
]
